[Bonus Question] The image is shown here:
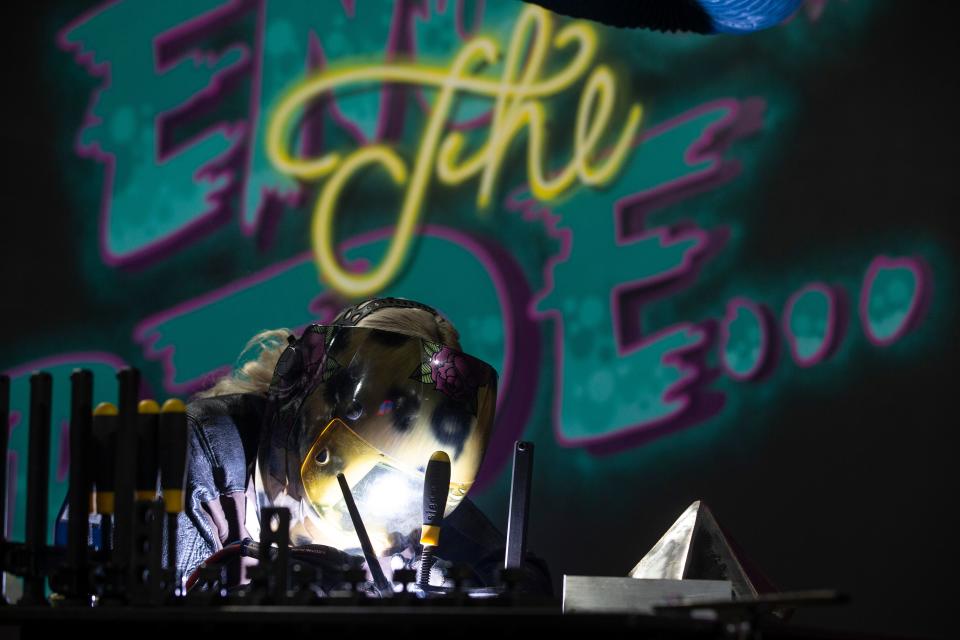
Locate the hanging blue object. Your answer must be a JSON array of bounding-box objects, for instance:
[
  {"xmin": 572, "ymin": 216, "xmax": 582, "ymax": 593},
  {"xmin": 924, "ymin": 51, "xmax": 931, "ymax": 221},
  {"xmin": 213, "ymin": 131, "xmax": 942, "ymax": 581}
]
[
  {"xmin": 523, "ymin": 0, "xmax": 804, "ymax": 34},
  {"xmin": 700, "ymin": 0, "xmax": 803, "ymax": 33}
]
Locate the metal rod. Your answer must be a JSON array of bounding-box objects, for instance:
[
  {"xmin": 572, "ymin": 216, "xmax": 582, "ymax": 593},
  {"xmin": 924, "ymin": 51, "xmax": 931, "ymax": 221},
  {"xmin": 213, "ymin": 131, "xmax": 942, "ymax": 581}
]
[
  {"xmin": 23, "ymin": 372, "xmax": 52, "ymax": 604},
  {"xmin": 336, "ymin": 473, "xmax": 390, "ymax": 596},
  {"xmin": 113, "ymin": 367, "xmax": 140, "ymax": 588},
  {"xmin": 504, "ymin": 441, "xmax": 534, "ymax": 570},
  {"xmin": 67, "ymin": 369, "xmax": 93, "ymax": 598}
]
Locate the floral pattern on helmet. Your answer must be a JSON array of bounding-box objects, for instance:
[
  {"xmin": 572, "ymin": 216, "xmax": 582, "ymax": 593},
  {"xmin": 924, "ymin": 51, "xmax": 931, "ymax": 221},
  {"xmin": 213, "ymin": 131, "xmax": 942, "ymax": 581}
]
[
  {"xmin": 411, "ymin": 340, "xmax": 488, "ymax": 415},
  {"xmin": 269, "ymin": 325, "xmax": 339, "ymax": 406}
]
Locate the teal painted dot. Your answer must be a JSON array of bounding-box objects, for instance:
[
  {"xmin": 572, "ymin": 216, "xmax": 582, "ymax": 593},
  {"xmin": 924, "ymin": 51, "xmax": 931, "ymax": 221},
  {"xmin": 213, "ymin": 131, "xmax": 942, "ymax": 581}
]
[
  {"xmin": 588, "ymin": 370, "xmax": 614, "ymax": 402},
  {"xmin": 723, "ymin": 304, "xmax": 765, "ymax": 378},
  {"xmin": 109, "ymin": 106, "xmax": 136, "ymax": 144},
  {"xmin": 866, "ymin": 265, "xmax": 919, "ymax": 343},
  {"xmin": 265, "ymin": 20, "xmax": 296, "ymax": 57},
  {"xmin": 787, "ymin": 288, "xmax": 832, "ymax": 362},
  {"xmin": 579, "ymin": 297, "xmax": 604, "ymax": 327},
  {"xmin": 888, "ymin": 278, "xmax": 908, "ymax": 303},
  {"xmin": 796, "ymin": 337, "xmax": 821, "ymax": 358},
  {"xmin": 480, "ymin": 315, "xmax": 503, "ymax": 344}
]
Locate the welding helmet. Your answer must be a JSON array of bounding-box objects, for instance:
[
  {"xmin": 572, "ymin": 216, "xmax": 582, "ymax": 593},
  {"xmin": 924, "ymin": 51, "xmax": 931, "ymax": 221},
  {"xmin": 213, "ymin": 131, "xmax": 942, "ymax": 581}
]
[{"xmin": 255, "ymin": 299, "xmax": 498, "ymax": 553}]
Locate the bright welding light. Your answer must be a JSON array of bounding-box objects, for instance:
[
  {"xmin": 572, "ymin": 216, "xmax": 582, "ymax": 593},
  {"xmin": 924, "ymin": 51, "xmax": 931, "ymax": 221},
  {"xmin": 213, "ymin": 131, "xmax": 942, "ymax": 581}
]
[{"xmin": 361, "ymin": 469, "xmax": 418, "ymax": 519}]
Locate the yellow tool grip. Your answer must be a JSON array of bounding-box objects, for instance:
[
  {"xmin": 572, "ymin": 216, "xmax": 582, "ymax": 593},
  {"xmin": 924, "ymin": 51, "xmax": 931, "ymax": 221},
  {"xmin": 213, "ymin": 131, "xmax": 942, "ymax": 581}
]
[{"xmin": 420, "ymin": 524, "xmax": 441, "ymax": 547}]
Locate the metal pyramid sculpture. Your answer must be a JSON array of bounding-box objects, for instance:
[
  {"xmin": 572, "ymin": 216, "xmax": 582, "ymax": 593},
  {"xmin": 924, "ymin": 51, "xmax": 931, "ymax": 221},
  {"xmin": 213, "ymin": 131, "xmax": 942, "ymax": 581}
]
[{"xmin": 629, "ymin": 501, "xmax": 765, "ymax": 600}]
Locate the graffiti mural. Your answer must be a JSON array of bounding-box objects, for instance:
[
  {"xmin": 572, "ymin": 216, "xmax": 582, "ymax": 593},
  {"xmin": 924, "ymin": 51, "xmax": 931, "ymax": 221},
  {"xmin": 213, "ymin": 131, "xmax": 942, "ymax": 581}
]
[{"xmin": 1, "ymin": 1, "xmax": 942, "ymax": 552}]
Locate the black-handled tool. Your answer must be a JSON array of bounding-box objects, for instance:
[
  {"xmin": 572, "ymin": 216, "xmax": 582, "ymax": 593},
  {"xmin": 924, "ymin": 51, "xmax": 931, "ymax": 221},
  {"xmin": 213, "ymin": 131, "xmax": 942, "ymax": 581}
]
[
  {"xmin": 92, "ymin": 402, "xmax": 118, "ymax": 551},
  {"xmin": 23, "ymin": 372, "xmax": 52, "ymax": 605},
  {"xmin": 135, "ymin": 400, "xmax": 159, "ymax": 502},
  {"xmin": 132, "ymin": 399, "xmax": 162, "ymax": 602},
  {"xmin": 417, "ymin": 451, "xmax": 450, "ymax": 588},
  {"xmin": 113, "ymin": 367, "xmax": 140, "ymax": 583},
  {"xmin": 66, "ymin": 369, "xmax": 93, "ymax": 599}
]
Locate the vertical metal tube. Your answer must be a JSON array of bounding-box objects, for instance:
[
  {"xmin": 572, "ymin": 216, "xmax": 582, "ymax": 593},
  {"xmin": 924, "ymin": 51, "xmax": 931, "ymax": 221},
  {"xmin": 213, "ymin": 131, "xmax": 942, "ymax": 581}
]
[
  {"xmin": 23, "ymin": 372, "xmax": 53, "ymax": 604},
  {"xmin": 504, "ymin": 441, "xmax": 534, "ymax": 570},
  {"xmin": 113, "ymin": 367, "xmax": 140, "ymax": 589},
  {"xmin": 67, "ymin": 369, "xmax": 93, "ymax": 598}
]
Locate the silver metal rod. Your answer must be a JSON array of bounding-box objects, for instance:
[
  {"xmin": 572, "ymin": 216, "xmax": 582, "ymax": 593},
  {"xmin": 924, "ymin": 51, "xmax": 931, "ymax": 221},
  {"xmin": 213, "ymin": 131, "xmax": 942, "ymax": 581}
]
[
  {"xmin": 336, "ymin": 473, "xmax": 390, "ymax": 596},
  {"xmin": 505, "ymin": 441, "xmax": 534, "ymax": 569}
]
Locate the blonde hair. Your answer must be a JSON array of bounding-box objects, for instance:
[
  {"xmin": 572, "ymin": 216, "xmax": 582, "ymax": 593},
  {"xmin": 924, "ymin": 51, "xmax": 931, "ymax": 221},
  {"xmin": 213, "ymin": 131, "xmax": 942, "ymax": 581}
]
[{"xmin": 195, "ymin": 302, "xmax": 460, "ymax": 399}]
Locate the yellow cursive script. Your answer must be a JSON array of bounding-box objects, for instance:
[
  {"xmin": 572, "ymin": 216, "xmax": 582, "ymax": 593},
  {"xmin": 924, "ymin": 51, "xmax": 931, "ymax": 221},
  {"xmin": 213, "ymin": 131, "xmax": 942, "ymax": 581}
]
[{"xmin": 267, "ymin": 5, "xmax": 643, "ymax": 298}]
